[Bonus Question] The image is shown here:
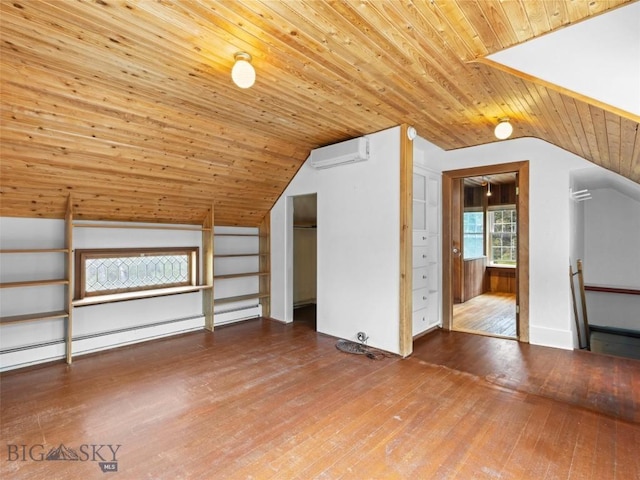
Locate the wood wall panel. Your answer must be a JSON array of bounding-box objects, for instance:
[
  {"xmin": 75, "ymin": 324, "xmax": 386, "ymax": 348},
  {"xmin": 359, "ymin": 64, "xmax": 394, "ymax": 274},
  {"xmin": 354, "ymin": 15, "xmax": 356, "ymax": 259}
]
[
  {"xmin": 463, "ymin": 257, "xmax": 488, "ymax": 302},
  {"xmin": 0, "ymin": 0, "xmax": 636, "ymax": 225},
  {"xmin": 488, "ymin": 267, "xmax": 517, "ymax": 294}
]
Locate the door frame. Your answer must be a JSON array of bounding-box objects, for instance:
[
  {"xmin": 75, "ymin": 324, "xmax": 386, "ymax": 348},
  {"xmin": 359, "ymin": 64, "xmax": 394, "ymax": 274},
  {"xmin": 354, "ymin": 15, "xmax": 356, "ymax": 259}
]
[{"xmin": 442, "ymin": 161, "xmax": 529, "ymax": 342}]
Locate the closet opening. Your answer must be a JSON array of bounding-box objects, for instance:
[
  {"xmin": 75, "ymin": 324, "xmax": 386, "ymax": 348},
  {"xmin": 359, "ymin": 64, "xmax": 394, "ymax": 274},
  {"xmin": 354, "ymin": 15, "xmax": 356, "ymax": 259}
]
[{"xmin": 292, "ymin": 193, "xmax": 317, "ymax": 330}]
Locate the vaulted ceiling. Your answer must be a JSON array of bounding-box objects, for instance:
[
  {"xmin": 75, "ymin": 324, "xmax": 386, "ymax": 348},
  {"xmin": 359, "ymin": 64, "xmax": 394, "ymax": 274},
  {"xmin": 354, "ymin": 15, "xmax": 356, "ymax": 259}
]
[{"xmin": 1, "ymin": 0, "xmax": 638, "ymax": 226}]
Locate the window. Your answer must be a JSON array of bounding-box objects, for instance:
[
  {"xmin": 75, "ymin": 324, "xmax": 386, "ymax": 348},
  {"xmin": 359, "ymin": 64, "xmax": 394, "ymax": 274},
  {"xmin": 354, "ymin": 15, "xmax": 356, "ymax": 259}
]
[
  {"xmin": 488, "ymin": 208, "xmax": 517, "ymax": 265},
  {"xmin": 463, "ymin": 210, "xmax": 484, "ymax": 259},
  {"xmin": 75, "ymin": 247, "xmax": 198, "ymax": 299}
]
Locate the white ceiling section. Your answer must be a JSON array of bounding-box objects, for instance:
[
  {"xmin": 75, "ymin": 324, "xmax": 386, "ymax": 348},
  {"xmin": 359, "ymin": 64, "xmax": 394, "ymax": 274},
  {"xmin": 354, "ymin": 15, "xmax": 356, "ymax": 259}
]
[{"xmin": 488, "ymin": 2, "xmax": 640, "ymax": 118}]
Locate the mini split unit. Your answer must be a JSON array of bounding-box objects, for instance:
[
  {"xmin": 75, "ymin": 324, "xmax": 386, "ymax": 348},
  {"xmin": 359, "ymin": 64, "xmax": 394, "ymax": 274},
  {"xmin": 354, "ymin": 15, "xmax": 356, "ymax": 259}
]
[{"xmin": 309, "ymin": 137, "xmax": 369, "ymax": 169}]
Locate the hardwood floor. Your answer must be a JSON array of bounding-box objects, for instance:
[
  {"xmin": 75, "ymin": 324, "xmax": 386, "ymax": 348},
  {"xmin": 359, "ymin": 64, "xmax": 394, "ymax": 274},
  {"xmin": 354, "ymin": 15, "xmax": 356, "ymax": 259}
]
[
  {"xmin": 453, "ymin": 292, "xmax": 517, "ymax": 338},
  {"xmin": 1, "ymin": 319, "xmax": 639, "ymax": 479}
]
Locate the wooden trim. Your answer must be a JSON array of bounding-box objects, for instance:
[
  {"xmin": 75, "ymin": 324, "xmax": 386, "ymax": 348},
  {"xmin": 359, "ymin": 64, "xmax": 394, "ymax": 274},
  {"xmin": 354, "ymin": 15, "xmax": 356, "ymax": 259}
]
[
  {"xmin": 474, "ymin": 58, "xmax": 640, "ymax": 124},
  {"xmin": 259, "ymin": 215, "xmax": 271, "ymax": 318},
  {"xmin": 73, "ymin": 223, "xmax": 207, "ymax": 231},
  {"xmin": 517, "ymin": 162, "xmax": 529, "ymax": 343},
  {"xmin": 203, "ymin": 206, "xmax": 214, "ymax": 331},
  {"xmin": 72, "ymin": 285, "xmax": 212, "ymax": 307},
  {"xmin": 0, "ymin": 310, "xmax": 69, "ymax": 325},
  {"xmin": 214, "ymin": 253, "xmax": 267, "ymax": 258},
  {"xmin": 442, "ymin": 161, "xmax": 530, "ymax": 343},
  {"xmin": 214, "ymin": 272, "xmax": 270, "ymax": 280},
  {"xmin": 0, "ymin": 249, "xmax": 68, "ymax": 254},
  {"xmin": 442, "ymin": 173, "xmax": 453, "ymax": 331},
  {"xmin": 215, "ymin": 293, "xmax": 269, "ymax": 304},
  {"xmin": 215, "ymin": 233, "xmax": 258, "ymax": 237},
  {"xmin": 65, "ymin": 195, "xmax": 74, "ymax": 364},
  {"xmin": 399, "ymin": 124, "xmax": 413, "ymax": 357},
  {"xmin": 585, "ymin": 285, "xmax": 640, "ymax": 296},
  {"xmin": 0, "ymin": 279, "xmax": 69, "ymax": 288}
]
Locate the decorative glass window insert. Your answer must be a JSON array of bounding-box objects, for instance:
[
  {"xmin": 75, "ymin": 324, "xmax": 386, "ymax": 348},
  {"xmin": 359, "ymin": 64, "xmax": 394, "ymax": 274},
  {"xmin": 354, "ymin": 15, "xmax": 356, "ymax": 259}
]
[
  {"xmin": 488, "ymin": 208, "xmax": 517, "ymax": 265},
  {"xmin": 463, "ymin": 211, "xmax": 484, "ymax": 259},
  {"xmin": 75, "ymin": 247, "xmax": 198, "ymax": 298}
]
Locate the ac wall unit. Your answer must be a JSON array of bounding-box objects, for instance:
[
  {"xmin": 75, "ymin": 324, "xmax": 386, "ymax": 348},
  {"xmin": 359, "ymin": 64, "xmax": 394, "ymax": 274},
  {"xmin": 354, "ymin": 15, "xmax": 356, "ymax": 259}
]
[{"xmin": 309, "ymin": 137, "xmax": 369, "ymax": 169}]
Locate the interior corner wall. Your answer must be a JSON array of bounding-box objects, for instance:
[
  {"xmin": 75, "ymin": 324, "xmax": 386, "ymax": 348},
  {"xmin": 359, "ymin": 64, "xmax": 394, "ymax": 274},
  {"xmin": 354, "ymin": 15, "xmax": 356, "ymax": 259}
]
[
  {"xmin": 270, "ymin": 126, "xmax": 402, "ymax": 354},
  {"xmin": 416, "ymin": 136, "xmax": 594, "ymax": 350}
]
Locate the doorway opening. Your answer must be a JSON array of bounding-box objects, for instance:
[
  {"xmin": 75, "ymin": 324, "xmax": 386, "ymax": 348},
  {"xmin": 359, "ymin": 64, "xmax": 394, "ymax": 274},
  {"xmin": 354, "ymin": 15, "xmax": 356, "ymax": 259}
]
[
  {"xmin": 292, "ymin": 193, "xmax": 317, "ymax": 330},
  {"xmin": 442, "ymin": 162, "xmax": 529, "ymax": 342}
]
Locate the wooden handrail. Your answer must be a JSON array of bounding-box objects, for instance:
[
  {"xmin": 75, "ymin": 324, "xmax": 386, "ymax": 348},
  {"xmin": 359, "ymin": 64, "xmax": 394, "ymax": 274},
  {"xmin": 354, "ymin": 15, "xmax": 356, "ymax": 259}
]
[{"xmin": 584, "ymin": 285, "xmax": 640, "ymax": 296}]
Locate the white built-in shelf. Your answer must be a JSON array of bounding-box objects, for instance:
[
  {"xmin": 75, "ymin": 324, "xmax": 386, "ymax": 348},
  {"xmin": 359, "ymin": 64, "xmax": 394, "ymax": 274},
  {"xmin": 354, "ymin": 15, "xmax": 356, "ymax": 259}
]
[
  {"xmin": 215, "ymin": 293, "xmax": 269, "ymax": 304},
  {"xmin": 73, "ymin": 285, "xmax": 213, "ymax": 307},
  {"xmin": 0, "ymin": 310, "xmax": 69, "ymax": 325},
  {"xmin": 214, "ymin": 272, "xmax": 269, "ymax": 280},
  {"xmin": 0, "ymin": 279, "xmax": 69, "ymax": 289}
]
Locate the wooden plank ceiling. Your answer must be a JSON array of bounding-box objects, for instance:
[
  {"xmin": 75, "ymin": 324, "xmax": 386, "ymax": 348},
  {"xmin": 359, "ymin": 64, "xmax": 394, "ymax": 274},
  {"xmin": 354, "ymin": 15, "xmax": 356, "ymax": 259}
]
[{"xmin": 1, "ymin": 0, "xmax": 638, "ymax": 226}]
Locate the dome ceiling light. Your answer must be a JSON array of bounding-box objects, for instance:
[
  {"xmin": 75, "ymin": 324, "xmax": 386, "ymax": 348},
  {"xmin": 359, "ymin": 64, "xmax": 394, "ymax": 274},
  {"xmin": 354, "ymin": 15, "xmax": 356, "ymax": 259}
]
[
  {"xmin": 231, "ymin": 52, "xmax": 255, "ymax": 89},
  {"xmin": 494, "ymin": 118, "xmax": 513, "ymax": 140}
]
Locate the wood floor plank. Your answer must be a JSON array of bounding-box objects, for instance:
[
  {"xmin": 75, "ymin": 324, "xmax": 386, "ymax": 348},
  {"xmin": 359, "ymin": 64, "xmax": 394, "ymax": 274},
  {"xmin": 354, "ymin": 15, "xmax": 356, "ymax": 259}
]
[
  {"xmin": 1, "ymin": 319, "xmax": 639, "ymax": 480},
  {"xmin": 453, "ymin": 292, "xmax": 517, "ymax": 338},
  {"xmin": 413, "ymin": 330, "xmax": 640, "ymax": 423}
]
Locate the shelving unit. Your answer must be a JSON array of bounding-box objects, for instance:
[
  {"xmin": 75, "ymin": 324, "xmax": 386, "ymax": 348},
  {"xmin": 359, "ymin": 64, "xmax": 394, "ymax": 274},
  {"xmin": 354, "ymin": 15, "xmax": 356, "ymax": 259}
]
[
  {"xmin": 213, "ymin": 221, "xmax": 270, "ymax": 319},
  {"xmin": 412, "ymin": 166, "xmax": 441, "ymax": 336},
  {"xmin": 0, "ymin": 251, "xmax": 69, "ymax": 324},
  {"xmin": 1, "ymin": 202, "xmax": 273, "ymax": 369},
  {"xmin": 0, "ymin": 197, "xmax": 74, "ymax": 363}
]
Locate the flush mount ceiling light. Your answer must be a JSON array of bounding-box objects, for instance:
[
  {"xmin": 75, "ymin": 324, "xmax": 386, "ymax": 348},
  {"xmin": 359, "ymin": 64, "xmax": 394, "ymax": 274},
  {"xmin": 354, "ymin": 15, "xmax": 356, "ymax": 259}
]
[
  {"xmin": 231, "ymin": 52, "xmax": 255, "ymax": 89},
  {"xmin": 407, "ymin": 126, "xmax": 417, "ymax": 140},
  {"xmin": 494, "ymin": 118, "xmax": 513, "ymax": 140}
]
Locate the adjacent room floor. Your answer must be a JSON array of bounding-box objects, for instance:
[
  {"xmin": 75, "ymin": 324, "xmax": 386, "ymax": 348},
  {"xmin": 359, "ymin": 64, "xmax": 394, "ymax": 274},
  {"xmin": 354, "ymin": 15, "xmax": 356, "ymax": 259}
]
[
  {"xmin": 453, "ymin": 292, "xmax": 517, "ymax": 338},
  {"xmin": 1, "ymin": 319, "xmax": 638, "ymax": 479}
]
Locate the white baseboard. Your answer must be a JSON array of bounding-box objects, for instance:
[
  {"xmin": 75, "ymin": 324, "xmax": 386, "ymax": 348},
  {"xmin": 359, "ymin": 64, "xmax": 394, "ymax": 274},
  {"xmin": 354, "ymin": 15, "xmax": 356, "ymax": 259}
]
[{"xmin": 529, "ymin": 325, "xmax": 574, "ymax": 350}]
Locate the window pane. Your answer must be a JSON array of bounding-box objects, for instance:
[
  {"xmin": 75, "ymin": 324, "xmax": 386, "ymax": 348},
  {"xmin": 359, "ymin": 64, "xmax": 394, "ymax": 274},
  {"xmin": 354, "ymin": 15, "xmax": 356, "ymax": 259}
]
[
  {"xmin": 84, "ymin": 253, "xmax": 191, "ymax": 293},
  {"xmin": 489, "ymin": 208, "xmax": 517, "ymax": 265},
  {"xmin": 463, "ymin": 211, "xmax": 484, "ymax": 258}
]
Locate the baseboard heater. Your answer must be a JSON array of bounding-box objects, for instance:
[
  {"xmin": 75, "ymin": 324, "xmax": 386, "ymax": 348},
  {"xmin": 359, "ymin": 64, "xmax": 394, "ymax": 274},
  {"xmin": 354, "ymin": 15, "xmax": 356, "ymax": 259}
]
[
  {"xmin": 0, "ymin": 315, "xmax": 203, "ymax": 372},
  {"xmin": 214, "ymin": 305, "xmax": 262, "ymax": 326},
  {"xmin": 1, "ymin": 307, "xmax": 263, "ymax": 371}
]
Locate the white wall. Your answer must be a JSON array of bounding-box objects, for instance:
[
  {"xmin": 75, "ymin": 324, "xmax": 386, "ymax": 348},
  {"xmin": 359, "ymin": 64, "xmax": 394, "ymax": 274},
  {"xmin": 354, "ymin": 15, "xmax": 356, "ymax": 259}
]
[
  {"xmin": 272, "ymin": 132, "xmax": 600, "ymax": 352},
  {"xmin": 415, "ymin": 136, "xmax": 594, "ymax": 349},
  {"xmin": 271, "ymin": 126, "xmax": 401, "ymax": 353},
  {"xmin": 584, "ymin": 188, "xmax": 640, "ymax": 287},
  {"xmin": 71, "ymin": 223, "xmax": 205, "ymax": 352},
  {"xmin": 583, "ymin": 188, "xmax": 640, "ymax": 330},
  {"xmin": 488, "ymin": 2, "xmax": 640, "ymax": 116}
]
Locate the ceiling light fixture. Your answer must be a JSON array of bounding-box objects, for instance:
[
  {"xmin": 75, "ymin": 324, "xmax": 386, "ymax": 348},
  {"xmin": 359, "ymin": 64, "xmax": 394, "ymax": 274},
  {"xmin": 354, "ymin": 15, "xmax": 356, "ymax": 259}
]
[
  {"xmin": 486, "ymin": 178, "xmax": 492, "ymax": 197},
  {"xmin": 231, "ymin": 52, "xmax": 255, "ymax": 89},
  {"xmin": 494, "ymin": 118, "xmax": 513, "ymax": 140},
  {"xmin": 407, "ymin": 126, "xmax": 417, "ymax": 140}
]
